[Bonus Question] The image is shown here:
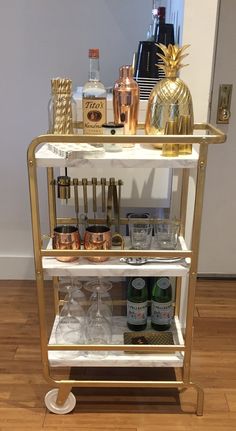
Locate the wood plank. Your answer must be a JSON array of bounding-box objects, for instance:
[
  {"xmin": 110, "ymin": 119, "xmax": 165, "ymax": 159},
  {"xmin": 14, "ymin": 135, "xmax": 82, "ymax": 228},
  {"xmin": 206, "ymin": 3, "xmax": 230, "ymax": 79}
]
[
  {"xmin": 0, "ymin": 429, "xmax": 136, "ymax": 431},
  {"xmin": 197, "ymin": 305, "xmax": 236, "ymax": 318},
  {"xmin": 0, "ymin": 279, "xmax": 236, "ymax": 429},
  {"xmin": 225, "ymin": 391, "xmax": 236, "ymax": 412}
]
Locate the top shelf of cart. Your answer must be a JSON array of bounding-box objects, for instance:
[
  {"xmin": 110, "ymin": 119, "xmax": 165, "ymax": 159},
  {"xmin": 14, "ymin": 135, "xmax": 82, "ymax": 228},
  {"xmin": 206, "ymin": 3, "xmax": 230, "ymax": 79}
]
[{"xmin": 29, "ymin": 123, "xmax": 226, "ymax": 169}]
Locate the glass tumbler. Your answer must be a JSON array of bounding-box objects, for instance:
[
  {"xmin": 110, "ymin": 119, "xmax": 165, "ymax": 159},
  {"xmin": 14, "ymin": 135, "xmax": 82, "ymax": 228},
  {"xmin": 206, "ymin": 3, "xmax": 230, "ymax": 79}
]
[
  {"xmin": 154, "ymin": 220, "xmax": 180, "ymax": 249},
  {"xmin": 128, "ymin": 213, "xmax": 153, "ymax": 249}
]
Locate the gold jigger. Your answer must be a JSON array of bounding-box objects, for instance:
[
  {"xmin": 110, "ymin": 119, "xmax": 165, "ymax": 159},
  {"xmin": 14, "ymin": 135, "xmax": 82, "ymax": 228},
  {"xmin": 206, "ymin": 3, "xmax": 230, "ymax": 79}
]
[
  {"xmin": 178, "ymin": 115, "xmax": 193, "ymax": 155},
  {"xmin": 57, "ymin": 176, "xmax": 71, "ymax": 200},
  {"xmin": 162, "ymin": 120, "xmax": 179, "ymax": 157}
]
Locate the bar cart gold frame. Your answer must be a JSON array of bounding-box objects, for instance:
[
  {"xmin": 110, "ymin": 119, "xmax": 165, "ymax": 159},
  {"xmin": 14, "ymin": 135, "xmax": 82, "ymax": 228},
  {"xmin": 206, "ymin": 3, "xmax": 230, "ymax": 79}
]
[{"xmin": 27, "ymin": 123, "xmax": 226, "ymax": 415}]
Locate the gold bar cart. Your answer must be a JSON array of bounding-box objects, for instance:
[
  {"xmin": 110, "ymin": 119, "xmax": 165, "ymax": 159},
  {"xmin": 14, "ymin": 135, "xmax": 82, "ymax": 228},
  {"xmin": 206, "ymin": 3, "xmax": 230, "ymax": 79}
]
[{"xmin": 27, "ymin": 123, "xmax": 225, "ymax": 415}]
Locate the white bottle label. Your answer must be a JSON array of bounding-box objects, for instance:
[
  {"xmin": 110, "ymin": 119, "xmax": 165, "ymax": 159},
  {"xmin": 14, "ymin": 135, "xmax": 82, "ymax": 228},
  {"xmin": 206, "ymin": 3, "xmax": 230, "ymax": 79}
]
[
  {"xmin": 151, "ymin": 300, "xmax": 173, "ymax": 325},
  {"xmin": 127, "ymin": 301, "xmax": 147, "ymax": 325},
  {"xmin": 83, "ymin": 97, "xmax": 107, "ymax": 135}
]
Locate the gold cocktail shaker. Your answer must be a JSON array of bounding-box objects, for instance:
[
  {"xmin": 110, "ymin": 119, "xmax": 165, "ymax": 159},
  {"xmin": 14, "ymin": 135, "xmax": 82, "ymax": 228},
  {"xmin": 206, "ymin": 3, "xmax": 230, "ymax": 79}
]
[{"xmin": 113, "ymin": 65, "xmax": 139, "ymax": 147}]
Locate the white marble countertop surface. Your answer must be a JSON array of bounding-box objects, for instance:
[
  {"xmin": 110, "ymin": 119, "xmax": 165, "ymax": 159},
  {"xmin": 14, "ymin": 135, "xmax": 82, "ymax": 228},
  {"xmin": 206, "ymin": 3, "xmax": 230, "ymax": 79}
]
[
  {"xmin": 43, "ymin": 237, "xmax": 190, "ymax": 277},
  {"xmin": 48, "ymin": 316, "xmax": 184, "ymax": 368},
  {"xmin": 36, "ymin": 143, "xmax": 199, "ymax": 168}
]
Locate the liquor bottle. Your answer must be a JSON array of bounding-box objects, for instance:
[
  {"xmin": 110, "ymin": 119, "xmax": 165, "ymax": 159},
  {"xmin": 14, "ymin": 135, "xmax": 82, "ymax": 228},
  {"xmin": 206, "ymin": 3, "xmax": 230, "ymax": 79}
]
[
  {"xmin": 82, "ymin": 48, "xmax": 107, "ymax": 139},
  {"xmin": 154, "ymin": 7, "xmax": 167, "ymax": 42},
  {"xmin": 151, "ymin": 277, "xmax": 173, "ymax": 331},
  {"xmin": 127, "ymin": 277, "xmax": 148, "ymax": 331},
  {"xmin": 146, "ymin": 2, "xmax": 158, "ymax": 41}
]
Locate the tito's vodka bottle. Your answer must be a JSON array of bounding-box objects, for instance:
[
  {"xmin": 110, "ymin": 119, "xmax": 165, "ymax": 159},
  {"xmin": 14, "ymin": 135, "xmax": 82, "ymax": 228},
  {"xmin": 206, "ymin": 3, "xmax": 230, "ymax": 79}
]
[{"xmin": 82, "ymin": 48, "xmax": 107, "ymax": 140}]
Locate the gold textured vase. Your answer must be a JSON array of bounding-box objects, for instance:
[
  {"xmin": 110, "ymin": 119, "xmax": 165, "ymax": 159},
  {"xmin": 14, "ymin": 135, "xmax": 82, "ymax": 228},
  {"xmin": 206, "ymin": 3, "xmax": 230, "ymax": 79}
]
[
  {"xmin": 145, "ymin": 44, "xmax": 194, "ymax": 152},
  {"xmin": 48, "ymin": 77, "xmax": 76, "ymax": 134}
]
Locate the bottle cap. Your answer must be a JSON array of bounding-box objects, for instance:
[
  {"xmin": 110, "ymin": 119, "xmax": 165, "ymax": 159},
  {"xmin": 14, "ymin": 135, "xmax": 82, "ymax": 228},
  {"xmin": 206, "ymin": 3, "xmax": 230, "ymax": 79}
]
[
  {"xmin": 158, "ymin": 7, "xmax": 166, "ymax": 20},
  {"xmin": 89, "ymin": 48, "xmax": 99, "ymax": 58},
  {"xmin": 119, "ymin": 65, "xmax": 133, "ymax": 79},
  {"xmin": 157, "ymin": 277, "xmax": 170, "ymax": 290}
]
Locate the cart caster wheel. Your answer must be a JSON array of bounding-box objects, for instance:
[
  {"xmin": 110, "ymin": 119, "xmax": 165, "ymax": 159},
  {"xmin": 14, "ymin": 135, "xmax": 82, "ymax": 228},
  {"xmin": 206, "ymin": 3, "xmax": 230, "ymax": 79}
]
[{"xmin": 44, "ymin": 389, "xmax": 76, "ymax": 414}]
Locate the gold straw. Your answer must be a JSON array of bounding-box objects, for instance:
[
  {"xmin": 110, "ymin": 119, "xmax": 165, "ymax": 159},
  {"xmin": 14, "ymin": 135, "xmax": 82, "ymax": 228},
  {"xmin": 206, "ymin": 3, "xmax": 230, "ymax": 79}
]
[{"xmin": 51, "ymin": 78, "xmax": 73, "ymax": 134}]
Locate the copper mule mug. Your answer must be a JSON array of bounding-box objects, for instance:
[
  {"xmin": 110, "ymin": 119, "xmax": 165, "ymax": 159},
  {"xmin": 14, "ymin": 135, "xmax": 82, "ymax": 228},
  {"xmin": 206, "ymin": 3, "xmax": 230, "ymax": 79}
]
[
  {"xmin": 84, "ymin": 225, "xmax": 124, "ymax": 262},
  {"xmin": 52, "ymin": 225, "xmax": 80, "ymax": 262}
]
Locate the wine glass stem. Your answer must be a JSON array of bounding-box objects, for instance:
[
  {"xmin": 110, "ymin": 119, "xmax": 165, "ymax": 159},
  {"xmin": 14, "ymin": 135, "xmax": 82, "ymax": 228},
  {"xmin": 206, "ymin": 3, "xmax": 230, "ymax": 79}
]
[
  {"xmin": 67, "ymin": 285, "xmax": 72, "ymax": 317},
  {"xmin": 97, "ymin": 291, "xmax": 102, "ymax": 317}
]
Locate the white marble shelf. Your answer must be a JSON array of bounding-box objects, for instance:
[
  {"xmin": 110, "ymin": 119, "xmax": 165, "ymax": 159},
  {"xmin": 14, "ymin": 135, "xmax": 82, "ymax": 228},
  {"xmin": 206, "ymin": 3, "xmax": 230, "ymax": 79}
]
[
  {"xmin": 42, "ymin": 236, "xmax": 191, "ymax": 277},
  {"xmin": 48, "ymin": 316, "xmax": 184, "ymax": 368},
  {"xmin": 36, "ymin": 143, "xmax": 199, "ymax": 169}
]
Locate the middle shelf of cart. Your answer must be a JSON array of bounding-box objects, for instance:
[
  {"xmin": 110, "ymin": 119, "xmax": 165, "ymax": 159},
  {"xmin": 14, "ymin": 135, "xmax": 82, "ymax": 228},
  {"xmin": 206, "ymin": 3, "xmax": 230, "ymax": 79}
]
[{"xmin": 42, "ymin": 236, "xmax": 191, "ymax": 277}]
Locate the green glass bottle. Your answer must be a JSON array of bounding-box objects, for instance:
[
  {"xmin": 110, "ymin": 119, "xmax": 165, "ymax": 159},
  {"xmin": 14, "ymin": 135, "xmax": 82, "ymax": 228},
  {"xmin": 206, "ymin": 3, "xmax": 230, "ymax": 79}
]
[
  {"xmin": 151, "ymin": 277, "xmax": 173, "ymax": 331},
  {"xmin": 127, "ymin": 277, "xmax": 148, "ymax": 331}
]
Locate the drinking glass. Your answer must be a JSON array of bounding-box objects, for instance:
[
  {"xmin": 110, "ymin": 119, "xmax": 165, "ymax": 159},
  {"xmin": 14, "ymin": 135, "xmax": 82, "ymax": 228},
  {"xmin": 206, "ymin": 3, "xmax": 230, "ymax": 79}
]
[
  {"xmin": 84, "ymin": 279, "xmax": 113, "ymax": 358},
  {"xmin": 55, "ymin": 278, "xmax": 85, "ymax": 353},
  {"xmin": 89, "ymin": 289, "xmax": 113, "ymax": 321},
  {"xmin": 84, "ymin": 279, "xmax": 113, "ymax": 323},
  {"xmin": 128, "ymin": 213, "xmax": 153, "ymax": 249},
  {"xmin": 154, "ymin": 220, "xmax": 180, "ymax": 249}
]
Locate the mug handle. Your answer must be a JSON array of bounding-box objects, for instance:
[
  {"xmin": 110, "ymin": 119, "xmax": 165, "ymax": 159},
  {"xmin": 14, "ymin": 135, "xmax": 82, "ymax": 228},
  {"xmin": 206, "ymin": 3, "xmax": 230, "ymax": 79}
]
[
  {"xmin": 112, "ymin": 233, "xmax": 124, "ymax": 249},
  {"xmin": 41, "ymin": 234, "xmax": 51, "ymax": 246}
]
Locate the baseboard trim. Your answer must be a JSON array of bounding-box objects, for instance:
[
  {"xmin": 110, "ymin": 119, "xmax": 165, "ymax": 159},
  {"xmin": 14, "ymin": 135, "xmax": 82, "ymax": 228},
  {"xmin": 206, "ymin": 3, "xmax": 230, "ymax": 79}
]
[{"xmin": 198, "ymin": 273, "xmax": 236, "ymax": 280}]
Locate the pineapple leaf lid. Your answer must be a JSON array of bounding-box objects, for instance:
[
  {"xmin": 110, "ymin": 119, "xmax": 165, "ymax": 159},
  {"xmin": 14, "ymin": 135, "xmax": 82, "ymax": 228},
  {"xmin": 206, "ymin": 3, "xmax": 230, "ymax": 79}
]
[{"xmin": 156, "ymin": 44, "xmax": 190, "ymax": 78}]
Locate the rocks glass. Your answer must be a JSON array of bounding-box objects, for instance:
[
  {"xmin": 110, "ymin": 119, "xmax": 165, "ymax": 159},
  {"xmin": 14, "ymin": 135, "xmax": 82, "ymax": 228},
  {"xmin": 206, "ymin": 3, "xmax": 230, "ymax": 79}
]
[{"xmin": 128, "ymin": 213, "xmax": 153, "ymax": 250}]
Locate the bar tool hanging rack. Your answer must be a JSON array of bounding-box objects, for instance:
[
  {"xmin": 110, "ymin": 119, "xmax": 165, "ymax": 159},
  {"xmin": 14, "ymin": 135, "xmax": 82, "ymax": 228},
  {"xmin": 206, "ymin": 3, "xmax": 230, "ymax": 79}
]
[{"xmin": 52, "ymin": 176, "xmax": 124, "ymax": 229}]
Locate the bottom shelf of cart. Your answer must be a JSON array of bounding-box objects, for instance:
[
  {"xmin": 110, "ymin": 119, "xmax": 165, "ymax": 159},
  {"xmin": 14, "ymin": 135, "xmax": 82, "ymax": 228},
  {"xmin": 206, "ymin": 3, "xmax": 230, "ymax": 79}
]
[{"xmin": 48, "ymin": 316, "xmax": 185, "ymax": 368}]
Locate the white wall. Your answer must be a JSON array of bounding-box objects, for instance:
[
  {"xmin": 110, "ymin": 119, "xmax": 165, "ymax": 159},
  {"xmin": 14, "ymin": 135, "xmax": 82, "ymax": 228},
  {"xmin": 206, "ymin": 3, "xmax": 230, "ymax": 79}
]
[
  {"xmin": 0, "ymin": 0, "xmax": 219, "ymax": 279},
  {"xmin": 198, "ymin": 0, "xmax": 236, "ymax": 275},
  {"xmin": 178, "ymin": 0, "xmax": 219, "ymax": 326},
  {"xmin": 0, "ymin": 0, "xmax": 152, "ymax": 279}
]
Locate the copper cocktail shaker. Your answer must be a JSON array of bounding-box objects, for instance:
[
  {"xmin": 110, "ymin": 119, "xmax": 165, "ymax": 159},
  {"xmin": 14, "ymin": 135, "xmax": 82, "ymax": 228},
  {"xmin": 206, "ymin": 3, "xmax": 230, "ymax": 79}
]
[{"xmin": 113, "ymin": 65, "xmax": 139, "ymax": 147}]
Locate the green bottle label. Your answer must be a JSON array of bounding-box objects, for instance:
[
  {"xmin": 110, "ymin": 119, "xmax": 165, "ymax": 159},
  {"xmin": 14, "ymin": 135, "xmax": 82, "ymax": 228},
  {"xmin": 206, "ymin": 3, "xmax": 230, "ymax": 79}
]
[{"xmin": 127, "ymin": 300, "xmax": 147, "ymax": 325}]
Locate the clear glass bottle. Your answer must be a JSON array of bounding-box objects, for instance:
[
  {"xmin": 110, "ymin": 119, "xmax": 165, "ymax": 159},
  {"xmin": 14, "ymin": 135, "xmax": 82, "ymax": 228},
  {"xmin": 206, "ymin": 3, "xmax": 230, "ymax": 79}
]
[
  {"xmin": 127, "ymin": 277, "xmax": 148, "ymax": 331},
  {"xmin": 151, "ymin": 277, "xmax": 173, "ymax": 331},
  {"xmin": 154, "ymin": 6, "xmax": 166, "ymax": 42},
  {"xmin": 82, "ymin": 48, "xmax": 107, "ymax": 139},
  {"xmin": 146, "ymin": 3, "xmax": 157, "ymax": 41},
  {"xmin": 113, "ymin": 65, "xmax": 139, "ymax": 147},
  {"xmin": 48, "ymin": 77, "xmax": 77, "ymax": 134}
]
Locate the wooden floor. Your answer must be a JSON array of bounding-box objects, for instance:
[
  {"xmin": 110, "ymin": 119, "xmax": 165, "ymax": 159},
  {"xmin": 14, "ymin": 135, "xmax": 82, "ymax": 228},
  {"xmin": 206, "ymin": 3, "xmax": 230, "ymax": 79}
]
[{"xmin": 0, "ymin": 278, "xmax": 236, "ymax": 430}]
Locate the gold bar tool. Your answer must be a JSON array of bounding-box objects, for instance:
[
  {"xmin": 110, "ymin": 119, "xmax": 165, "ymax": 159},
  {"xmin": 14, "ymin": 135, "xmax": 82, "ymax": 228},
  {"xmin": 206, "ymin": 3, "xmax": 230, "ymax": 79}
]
[{"xmin": 73, "ymin": 178, "xmax": 79, "ymax": 229}]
